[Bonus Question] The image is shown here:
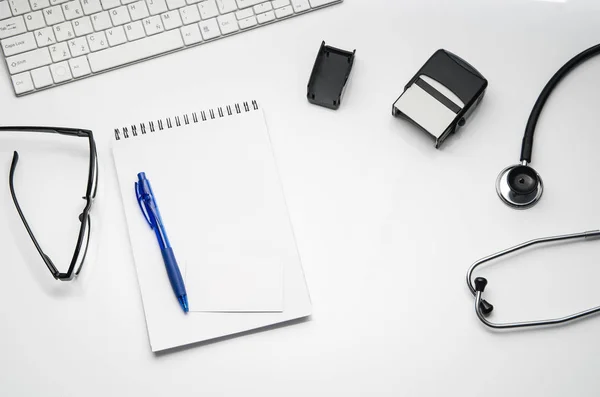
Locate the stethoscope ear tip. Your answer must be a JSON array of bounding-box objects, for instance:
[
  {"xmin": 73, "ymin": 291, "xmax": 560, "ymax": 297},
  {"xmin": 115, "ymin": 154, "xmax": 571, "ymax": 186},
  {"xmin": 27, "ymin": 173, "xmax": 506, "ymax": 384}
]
[
  {"xmin": 474, "ymin": 277, "xmax": 494, "ymax": 315},
  {"xmin": 474, "ymin": 277, "xmax": 488, "ymax": 292}
]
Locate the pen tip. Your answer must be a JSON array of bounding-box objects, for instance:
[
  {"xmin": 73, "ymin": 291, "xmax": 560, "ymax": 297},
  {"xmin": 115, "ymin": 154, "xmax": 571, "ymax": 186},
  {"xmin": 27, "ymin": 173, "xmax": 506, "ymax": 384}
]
[{"xmin": 179, "ymin": 295, "xmax": 189, "ymax": 313}]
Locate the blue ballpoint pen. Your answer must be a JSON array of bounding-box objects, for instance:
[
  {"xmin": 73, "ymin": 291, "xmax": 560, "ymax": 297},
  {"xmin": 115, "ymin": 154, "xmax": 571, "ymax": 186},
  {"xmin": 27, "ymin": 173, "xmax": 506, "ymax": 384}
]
[{"xmin": 135, "ymin": 172, "xmax": 189, "ymax": 313}]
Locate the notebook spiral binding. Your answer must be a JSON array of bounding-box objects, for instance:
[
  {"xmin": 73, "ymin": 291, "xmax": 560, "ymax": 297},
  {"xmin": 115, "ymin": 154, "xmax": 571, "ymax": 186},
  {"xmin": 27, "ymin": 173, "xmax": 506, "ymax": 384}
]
[{"xmin": 114, "ymin": 100, "xmax": 259, "ymax": 141}]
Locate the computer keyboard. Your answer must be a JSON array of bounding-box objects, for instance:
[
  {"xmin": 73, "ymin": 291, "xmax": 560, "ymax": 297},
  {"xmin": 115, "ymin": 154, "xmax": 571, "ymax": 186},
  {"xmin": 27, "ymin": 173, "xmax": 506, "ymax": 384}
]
[{"xmin": 0, "ymin": 0, "xmax": 342, "ymax": 96}]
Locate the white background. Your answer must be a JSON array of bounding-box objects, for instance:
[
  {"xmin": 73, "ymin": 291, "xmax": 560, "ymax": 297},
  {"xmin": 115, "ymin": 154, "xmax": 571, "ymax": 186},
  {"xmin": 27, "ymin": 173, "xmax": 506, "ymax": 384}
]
[{"xmin": 3, "ymin": 0, "xmax": 600, "ymax": 395}]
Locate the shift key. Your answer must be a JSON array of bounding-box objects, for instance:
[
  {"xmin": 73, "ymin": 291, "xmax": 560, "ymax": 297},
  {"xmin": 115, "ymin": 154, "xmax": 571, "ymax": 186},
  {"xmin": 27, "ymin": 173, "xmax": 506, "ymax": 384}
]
[{"xmin": 7, "ymin": 48, "xmax": 52, "ymax": 74}]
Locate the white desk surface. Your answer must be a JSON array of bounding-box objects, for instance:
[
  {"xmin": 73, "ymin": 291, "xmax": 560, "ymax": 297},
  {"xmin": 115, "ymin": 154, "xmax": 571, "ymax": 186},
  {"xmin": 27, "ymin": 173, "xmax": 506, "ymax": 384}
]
[{"xmin": 3, "ymin": 0, "xmax": 600, "ymax": 395}]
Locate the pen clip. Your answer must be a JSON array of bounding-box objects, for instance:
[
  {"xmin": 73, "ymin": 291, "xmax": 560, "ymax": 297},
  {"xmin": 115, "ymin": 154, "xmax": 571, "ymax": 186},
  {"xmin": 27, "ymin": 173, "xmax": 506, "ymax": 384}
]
[{"xmin": 135, "ymin": 181, "xmax": 153, "ymax": 228}]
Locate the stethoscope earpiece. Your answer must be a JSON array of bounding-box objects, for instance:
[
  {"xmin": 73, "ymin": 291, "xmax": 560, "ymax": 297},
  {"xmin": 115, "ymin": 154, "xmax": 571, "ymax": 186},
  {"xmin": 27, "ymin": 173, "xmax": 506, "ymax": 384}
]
[
  {"xmin": 467, "ymin": 230, "xmax": 600, "ymax": 329},
  {"xmin": 474, "ymin": 278, "xmax": 494, "ymax": 315},
  {"xmin": 496, "ymin": 164, "xmax": 543, "ymax": 209}
]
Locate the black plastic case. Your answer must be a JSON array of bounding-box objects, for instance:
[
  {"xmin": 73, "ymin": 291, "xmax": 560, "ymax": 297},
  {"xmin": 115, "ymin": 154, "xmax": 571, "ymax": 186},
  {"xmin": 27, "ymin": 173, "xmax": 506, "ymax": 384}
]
[
  {"xmin": 307, "ymin": 41, "xmax": 356, "ymax": 110},
  {"xmin": 392, "ymin": 49, "xmax": 488, "ymax": 148}
]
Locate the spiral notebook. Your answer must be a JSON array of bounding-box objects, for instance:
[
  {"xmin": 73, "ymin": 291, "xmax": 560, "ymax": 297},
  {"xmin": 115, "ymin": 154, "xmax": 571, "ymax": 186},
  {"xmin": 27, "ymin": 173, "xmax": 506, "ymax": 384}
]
[{"xmin": 112, "ymin": 101, "xmax": 311, "ymax": 352}]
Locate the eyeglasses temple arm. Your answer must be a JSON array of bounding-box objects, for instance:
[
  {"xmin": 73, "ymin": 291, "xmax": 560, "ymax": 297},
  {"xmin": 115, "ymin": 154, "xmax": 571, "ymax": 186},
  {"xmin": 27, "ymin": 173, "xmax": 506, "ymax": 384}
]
[
  {"xmin": 0, "ymin": 126, "xmax": 91, "ymax": 137},
  {"xmin": 9, "ymin": 151, "xmax": 60, "ymax": 279}
]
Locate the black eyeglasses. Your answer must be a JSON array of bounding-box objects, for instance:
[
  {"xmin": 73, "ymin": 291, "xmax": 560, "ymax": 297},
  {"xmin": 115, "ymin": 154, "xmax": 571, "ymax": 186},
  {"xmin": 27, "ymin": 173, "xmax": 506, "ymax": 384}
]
[{"xmin": 1, "ymin": 127, "xmax": 98, "ymax": 281}]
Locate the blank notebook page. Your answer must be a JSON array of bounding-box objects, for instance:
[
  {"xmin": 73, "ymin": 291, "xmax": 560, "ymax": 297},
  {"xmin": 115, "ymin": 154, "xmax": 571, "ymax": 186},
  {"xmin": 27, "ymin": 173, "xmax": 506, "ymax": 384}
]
[{"xmin": 113, "ymin": 108, "xmax": 293, "ymax": 313}]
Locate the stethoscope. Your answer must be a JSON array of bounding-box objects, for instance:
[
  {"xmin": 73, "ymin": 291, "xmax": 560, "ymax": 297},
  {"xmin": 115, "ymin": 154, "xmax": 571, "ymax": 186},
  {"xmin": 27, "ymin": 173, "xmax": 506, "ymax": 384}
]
[{"xmin": 467, "ymin": 43, "xmax": 600, "ymax": 329}]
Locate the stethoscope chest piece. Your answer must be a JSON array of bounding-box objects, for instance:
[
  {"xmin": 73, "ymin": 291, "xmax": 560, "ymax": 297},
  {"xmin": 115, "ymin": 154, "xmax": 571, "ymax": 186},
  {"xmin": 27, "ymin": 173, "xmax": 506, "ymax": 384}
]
[{"xmin": 496, "ymin": 164, "xmax": 543, "ymax": 209}]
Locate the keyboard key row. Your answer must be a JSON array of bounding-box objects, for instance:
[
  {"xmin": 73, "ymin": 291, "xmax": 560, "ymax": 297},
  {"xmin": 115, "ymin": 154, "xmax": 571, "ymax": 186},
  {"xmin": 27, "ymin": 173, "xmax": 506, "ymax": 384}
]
[
  {"xmin": 13, "ymin": 0, "xmax": 298, "ymax": 41},
  {"xmin": 11, "ymin": 50, "xmax": 93, "ymax": 92},
  {"xmin": 1, "ymin": 0, "xmax": 297, "ymax": 23},
  {"xmin": 4, "ymin": 0, "xmax": 287, "ymax": 55},
  {"xmin": 87, "ymin": 27, "xmax": 181, "ymax": 71},
  {"xmin": 5, "ymin": 0, "xmax": 320, "ymax": 89}
]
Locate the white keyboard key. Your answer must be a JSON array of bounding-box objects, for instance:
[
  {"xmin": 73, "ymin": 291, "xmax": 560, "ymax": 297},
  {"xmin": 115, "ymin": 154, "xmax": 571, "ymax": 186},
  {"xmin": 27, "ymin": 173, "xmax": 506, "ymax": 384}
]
[
  {"xmin": 308, "ymin": 0, "xmax": 336, "ymax": 6},
  {"xmin": 24, "ymin": 11, "xmax": 45, "ymax": 29},
  {"xmin": 68, "ymin": 54, "xmax": 89, "ymax": 76},
  {"xmin": 62, "ymin": 0, "xmax": 83, "ymax": 19},
  {"xmin": 87, "ymin": 28, "xmax": 182, "ymax": 71},
  {"xmin": 0, "ymin": 16, "xmax": 26, "ymax": 39},
  {"xmin": 59, "ymin": 1, "xmax": 80, "ymax": 18},
  {"xmin": 81, "ymin": 0, "xmax": 101, "ymax": 14},
  {"xmin": 34, "ymin": 26, "xmax": 55, "ymax": 45},
  {"xmin": 127, "ymin": 1, "xmax": 147, "ymax": 20},
  {"xmin": 270, "ymin": 0, "xmax": 288, "ymax": 8},
  {"xmin": 216, "ymin": 0, "xmax": 234, "ymax": 13},
  {"xmin": 255, "ymin": 10, "xmax": 272, "ymax": 23},
  {"xmin": 197, "ymin": 0, "xmax": 217, "ymax": 19},
  {"xmin": 9, "ymin": 0, "xmax": 31, "ymax": 16},
  {"xmin": 31, "ymin": 65, "xmax": 52, "ymax": 87},
  {"xmin": 236, "ymin": 0, "xmax": 262, "ymax": 8},
  {"xmin": 146, "ymin": 0, "xmax": 166, "ymax": 15},
  {"xmin": 142, "ymin": 14, "xmax": 162, "ymax": 34},
  {"xmin": 6, "ymin": 47, "xmax": 51, "ymax": 73},
  {"xmin": 72, "ymin": 15, "xmax": 92, "ymax": 34},
  {"xmin": 198, "ymin": 16, "xmax": 217, "ymax": 39},
  {"xmin": 237, "ymin": 14, "xmax": 254, "ymax": 28},
  {"xmin": 216, "ymin": 12, "xmax": 236, "ymax": 34},
  {"xmin": 100, "ymin": 0, "xmax": 118, "ymax": 9},
  {"xmin": 109, "ymin": 6, "xmax": 129, "ymax": 25},
  {"xmin": 123, "ymin": 19, "xmax": 143, "ymax": 39},
  {"xmin": 105, "ymin": 24, "xmax": 125, "ymax": 44},
  {"xmin": 253, "ymin": 2, "xmax": 270, "ymax": 13},
  {"xmin": 1, "ymin": 31, "xmax": 35, "ymax": 56},
  {"xmin": 290, "ymin": 0, "xmax": 308, "ymax": 12},
  {"xmin": 179, "ymin": 22, "xmax": 200, "ymax": 44},
  {"xmin": 50, "ymin": 0, "xmax": 69, "ymax": 5},
  {"xmin": 179, "ymin": 5, "xmax": 198, "ymax": 24},
  {"xmin": 120, "ymin": 0, "xmax": 135, "ymax": 4},
  {"xmin": 30, "ymin": 0, "xmax": 50, "ymax": 10},
  {"xmin": 160, "ymin": 9, "xmax": 180, "ymax": 29},
  {"xmin": 67, "ymin": 35, "xmax": 88, "ymax": 54},
  {"xmin": 43, "ymin": 5, "xmax": 64, "ymax": 24},
  {"xmin": 49, "ymin": 41, "xmax": 69, "ymax": 61},
  {"xmin": 235, "ymin": 7, "xmax": 252, "ymax": 19},
  {"xmin": 53, "ymin": 20, "xmax": 74, "ymax": 40},
  {"xmin": 11, "ymin": 71, "xmax": 33, "ymax": 93},
  {"xmin": 91, "ymin": 10, "xmax": 110, "ymax": 29},
  {"xmin": 86, "ymin": 30, "xmax": 106, "ymax": 50},
  {"xmin": 1, "ymin": 1, "xmax": 12, "ymax": 19},
  {"xmin": 165, "ymin": 0, "xmax": 183, "ymax": 10},
  {"xmin": 49, "ymin": 60, "xmax": 71, "ymax": 81},
  {"xmin": 274, "ymin": 4, "xmax": 290, "ymax": 17}
]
